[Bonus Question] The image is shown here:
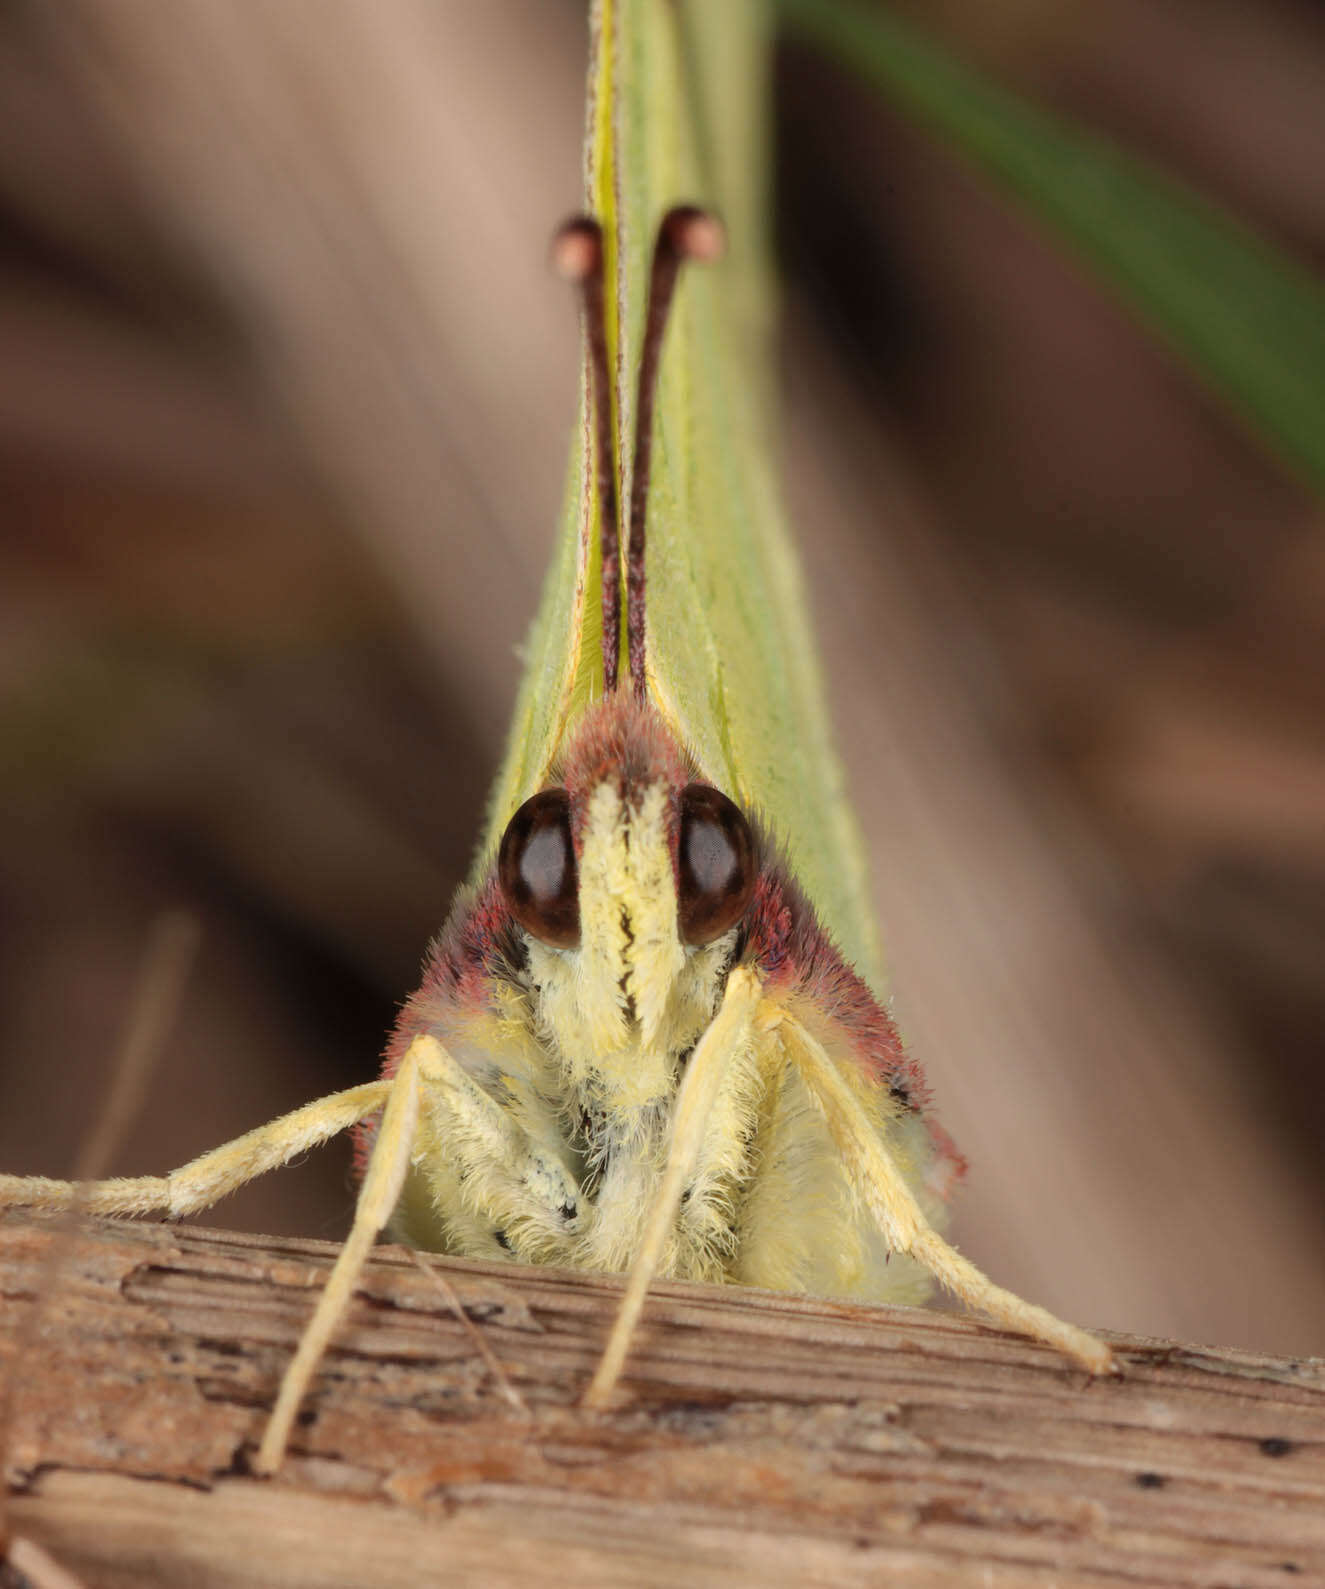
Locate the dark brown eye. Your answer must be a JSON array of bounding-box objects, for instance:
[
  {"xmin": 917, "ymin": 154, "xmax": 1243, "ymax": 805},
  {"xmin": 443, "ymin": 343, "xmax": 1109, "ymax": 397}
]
[
  {"xmin": 498, "ymin": 789, "xmax": 580, "ymax": 948},
  {"xmin": 677, "ymin": 784, "xmax": 757, "ymax": 945}
]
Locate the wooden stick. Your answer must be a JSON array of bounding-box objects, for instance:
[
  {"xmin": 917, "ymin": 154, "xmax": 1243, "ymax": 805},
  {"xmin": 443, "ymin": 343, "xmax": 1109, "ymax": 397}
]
[{"xmin": 2, "ymin": 1214, "xmax": 1322, "ymax": 1587}]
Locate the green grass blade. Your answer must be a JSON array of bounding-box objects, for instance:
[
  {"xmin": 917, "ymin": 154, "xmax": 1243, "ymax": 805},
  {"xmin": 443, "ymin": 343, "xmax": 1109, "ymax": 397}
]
[{"xmin": 780, "ymin": 0, "xmax": 1325, "ymax": 496}]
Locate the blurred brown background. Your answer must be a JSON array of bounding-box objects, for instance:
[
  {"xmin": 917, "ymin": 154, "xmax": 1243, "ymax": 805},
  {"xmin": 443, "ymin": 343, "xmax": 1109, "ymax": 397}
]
[{"xmin": 0, "ymin": 1, "xmax": 1321, "ymax": 1358}]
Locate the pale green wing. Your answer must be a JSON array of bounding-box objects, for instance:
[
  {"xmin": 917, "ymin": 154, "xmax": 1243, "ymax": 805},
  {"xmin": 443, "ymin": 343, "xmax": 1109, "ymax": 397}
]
[
  {"xmin": 482, "ymin": 0, "xmax": 882, "ymax": 988},
  {"xmin": 479, "ymin": 389, "xmax": 595, "ymax": 850}
]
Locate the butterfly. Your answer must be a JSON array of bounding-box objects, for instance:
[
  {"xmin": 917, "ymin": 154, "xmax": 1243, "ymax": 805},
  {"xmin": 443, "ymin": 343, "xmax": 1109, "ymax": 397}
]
[{"xmin": 0, "ymin": 197, "xmax": 1110, "ymax": 1478}]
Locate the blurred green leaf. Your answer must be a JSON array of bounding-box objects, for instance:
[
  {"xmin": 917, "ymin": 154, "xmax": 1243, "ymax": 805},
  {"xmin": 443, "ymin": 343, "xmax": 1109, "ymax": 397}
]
[{"xmin": 780, "ymin": 0, "xmax": 1325, "ymax": 496}]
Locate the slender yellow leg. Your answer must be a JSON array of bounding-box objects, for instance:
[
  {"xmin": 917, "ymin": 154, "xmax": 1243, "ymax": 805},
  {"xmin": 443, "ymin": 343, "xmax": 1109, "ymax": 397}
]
[
  {"xmin": 582, "ymin": 966, "xmax": 763, "ymax": 1409},
  {"xmin": 782, "ymin": 1014, "xmax": 1114, "ymax": 1376},
  {"xmin": 253, "ymin": 1041, "xmax": 430, "ymax": 1473},
  {"xmin": 0, "ymin": 1081, "xmax": 392, "ymax": 1220}
]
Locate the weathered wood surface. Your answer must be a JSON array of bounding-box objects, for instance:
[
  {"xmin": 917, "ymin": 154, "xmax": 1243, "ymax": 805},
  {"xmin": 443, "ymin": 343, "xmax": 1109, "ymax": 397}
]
[{"xmin": 1, "ymin": 1214, "xmax": 1321, "ymax": 1588}]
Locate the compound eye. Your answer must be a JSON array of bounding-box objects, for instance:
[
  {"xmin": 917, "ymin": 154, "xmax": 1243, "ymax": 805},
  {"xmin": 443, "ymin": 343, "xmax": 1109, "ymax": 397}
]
[
  {"xmin": 677, "ymin": 784, "xmax": 757, "ymax": 946},
  {"xmin": 498, "ymin": 789, "xmax": 580, "ymax": 948}
]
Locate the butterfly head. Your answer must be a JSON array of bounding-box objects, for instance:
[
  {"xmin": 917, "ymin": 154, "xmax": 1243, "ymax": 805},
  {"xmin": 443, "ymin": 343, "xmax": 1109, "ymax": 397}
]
[{"xmin": 497, "ymin": 695, "xmax": 756, "ymax": 1055}]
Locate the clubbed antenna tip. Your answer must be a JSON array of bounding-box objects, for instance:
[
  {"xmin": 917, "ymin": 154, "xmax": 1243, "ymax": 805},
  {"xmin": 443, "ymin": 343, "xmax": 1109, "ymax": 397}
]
[
  {"xmin": 661, "ymin": 206, "xmax": 726, "ymax": 265},
  {"xmin": 551, "ymin": 216, "xmax": 603, "ymax": 282}
]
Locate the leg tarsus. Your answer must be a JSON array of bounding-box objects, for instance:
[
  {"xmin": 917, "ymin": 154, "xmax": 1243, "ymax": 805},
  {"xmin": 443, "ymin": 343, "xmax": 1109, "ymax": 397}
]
[
  {"xmin": 252, "ymin": 1047, "xmax": 427, "ymax": 1474},
  {"xmin": 0, "ymin": 1173, "xmax": 170, "ymax": 1218},
  {"xmin": 783, "ymin": 1014, "xmax": 1114, "ymax": 1377},
  {"xmin": 582, "ymin": 966, "xmax": 763, "ymax": 1410},
  {"xmin": 165, "ymin": 1081, "xmax": 391, "ymax": 1217},
  {"xmin": 0, "ymin": 1081, "xmax": 393, "ymax": 1223}
]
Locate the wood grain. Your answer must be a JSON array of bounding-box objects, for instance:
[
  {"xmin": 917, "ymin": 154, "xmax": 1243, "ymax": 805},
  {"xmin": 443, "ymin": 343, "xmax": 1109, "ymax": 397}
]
[{"xmin": 2, "ymin": 1214, "xmax": 1321, "ymax": 1588}]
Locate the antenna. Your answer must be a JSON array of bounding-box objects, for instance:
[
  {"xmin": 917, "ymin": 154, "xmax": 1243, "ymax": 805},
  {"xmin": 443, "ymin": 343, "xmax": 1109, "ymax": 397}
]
[
  {"xmin": 555, "ymin": 206, "xmax": 724, "ymax": 697},
  {"xmin": 553, "ymin": 217, "xmax": 621, "ymax": 694},
  {"xmin": 627, "ymin": 206, "xmax": 724, "ymax": 696}
]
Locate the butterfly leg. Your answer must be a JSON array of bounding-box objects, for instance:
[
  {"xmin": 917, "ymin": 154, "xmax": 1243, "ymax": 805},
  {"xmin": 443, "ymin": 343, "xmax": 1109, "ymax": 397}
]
[
  {"xmin": 582, "ymin": 965, "xmax": 764, "ymax": 1409},
  {"xmin": 253, "ymin": 1050, "xmax": 426, "ymax": 1473},
  {"xmin": 395, "ymin": 1030, "xmax": 584, "ymax": 1261},
  {"xmin": 780, "ymin": 1013, "xmax": 1114, "ymax": 1376},
  {"xmin": 253, "ymin": 1029, "xmax": 583, "ymax": 1470},
  {"xmin": 0, "ymin": 1081, "xmax": 392, "ymax": 1220}
]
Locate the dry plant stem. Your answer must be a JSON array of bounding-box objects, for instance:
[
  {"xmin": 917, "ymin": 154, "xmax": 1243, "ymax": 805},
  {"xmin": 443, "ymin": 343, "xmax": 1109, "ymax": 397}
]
[
  {"xmin": 1, "ymin": 910, "xmax": 198, "ymax": 1588},
  {"xmin": 71, "ymin": 912, "xmax": 202, "ymax": 1185},
  {"xmin": 5, "ymin": 1536, "xmax": 88, "ymax": 1589},
  {"xmin": 2, "ymin": 1216, "xmax": 1322, "ymax": 1589}
]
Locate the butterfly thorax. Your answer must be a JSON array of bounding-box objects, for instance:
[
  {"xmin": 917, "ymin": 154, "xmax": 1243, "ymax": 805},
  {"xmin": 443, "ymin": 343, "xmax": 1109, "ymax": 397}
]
[{"xmin": 371, "ymin": 694, "xmax": 955, "ymax": 1297}]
